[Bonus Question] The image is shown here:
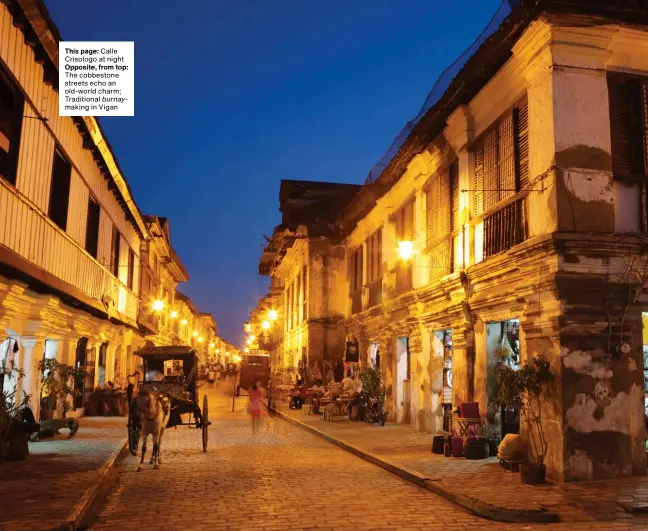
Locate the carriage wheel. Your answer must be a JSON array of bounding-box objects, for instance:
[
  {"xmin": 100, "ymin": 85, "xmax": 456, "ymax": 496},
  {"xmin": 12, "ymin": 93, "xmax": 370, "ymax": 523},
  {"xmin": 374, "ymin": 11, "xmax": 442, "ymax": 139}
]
[{"xmin": 202, "ymin": 395, "xmax": 209, "ymax": 453}]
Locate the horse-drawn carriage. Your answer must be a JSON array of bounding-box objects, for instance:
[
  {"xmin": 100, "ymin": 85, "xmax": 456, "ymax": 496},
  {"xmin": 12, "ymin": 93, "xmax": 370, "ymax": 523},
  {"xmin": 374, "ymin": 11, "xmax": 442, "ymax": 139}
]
[{"xmin": 127, "ymin": 346, "xmax": 209, "ymax": 456}]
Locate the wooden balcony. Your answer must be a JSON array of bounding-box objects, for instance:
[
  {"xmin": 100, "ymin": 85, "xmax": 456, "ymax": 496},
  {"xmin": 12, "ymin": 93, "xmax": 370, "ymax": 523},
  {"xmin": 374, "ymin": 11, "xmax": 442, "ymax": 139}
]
[
  {"xmin": 483, "ymin": 197, "xmax": 526, "ymax": 259},
  {"xmin": 0, "ymin": 179, "xmax": 138, "ymax": 325}
]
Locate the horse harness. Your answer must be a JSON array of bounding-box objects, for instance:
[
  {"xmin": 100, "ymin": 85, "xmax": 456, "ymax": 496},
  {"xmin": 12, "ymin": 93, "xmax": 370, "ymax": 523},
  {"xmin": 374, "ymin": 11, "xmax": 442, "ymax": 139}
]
[{"xmin": 139, "ymin": 391, "xmax": 171, "ymax": 421}]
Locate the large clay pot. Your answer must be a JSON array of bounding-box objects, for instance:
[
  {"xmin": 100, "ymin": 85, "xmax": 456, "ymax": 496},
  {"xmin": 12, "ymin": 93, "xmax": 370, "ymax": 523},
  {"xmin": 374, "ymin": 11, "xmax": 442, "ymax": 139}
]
[
  {"xmin": 520, "ymin": 464, "xmax": 546, "ymax": 484},
  {"xmin": 7, "ymin": 423, "xmax": 29, "ymax": 461}
]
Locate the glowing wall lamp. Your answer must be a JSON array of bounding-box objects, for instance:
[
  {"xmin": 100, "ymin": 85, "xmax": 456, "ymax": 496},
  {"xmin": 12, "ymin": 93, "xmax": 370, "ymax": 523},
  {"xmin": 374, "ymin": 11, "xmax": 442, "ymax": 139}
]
[
  {"xmin": 268, "ymin": 310, "xmax": 278, "ymax": 321},
  {"xmin": 193, "ymin": 331, "xmax": 198, "ymax": 338},
  {"xmin": 181, "ymin": 318, "xmax": 188, "ymax": 325},
  {"xmin": 198, "ymin": 337, "xmax": 204, "ymax": 343},
  {"xmin": 397, "ymin": 240, "xmax": 414, "ymax": 261},
  {"xmin": 170, "ymin": 310, "xmax": 178, "ymax": 319},
  {"xmin": 152, "ymin": 299, "xmax": 165, "ymax": 312},
  {"xmin": 262, "ymin": 320, "xmax": 271, "ymax": 330}
]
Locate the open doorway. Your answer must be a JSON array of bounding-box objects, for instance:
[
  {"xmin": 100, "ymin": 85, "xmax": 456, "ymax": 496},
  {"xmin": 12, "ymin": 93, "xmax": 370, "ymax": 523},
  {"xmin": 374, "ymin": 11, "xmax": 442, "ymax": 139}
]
[
  {"xmin": 369, "ymin": 343, "xmax": 380, "ymax": 371},
  {"xmin": 39, "ymin": 340, "xmax": 58, "ymax": 421},
  {"xmin": 98, "ymin": 342, "xmax": 108, "ymax": 387},
  {"xmin": 433, "ymin": 330, "xmax": 453, "ymax": 431},
  {"xmin": 396, "ymin": 336, "xmax": 410, "ymax": 423},
  {"xmin": 486, "ymin": 318, "xmax": 520, "ymax": 438}
]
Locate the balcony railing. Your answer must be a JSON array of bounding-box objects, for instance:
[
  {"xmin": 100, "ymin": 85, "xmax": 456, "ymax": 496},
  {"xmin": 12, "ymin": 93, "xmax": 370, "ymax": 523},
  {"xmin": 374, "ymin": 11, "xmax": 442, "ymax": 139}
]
[
  {"xmin": 427, "ymin": 236, "xmax": 453, "ymax": 283},
  {"xmin": 0, "ymin": 179, "xmax": 138, "ymax": 324},
  {"xmin": 366, "ymin": 278, "xmax": 382, "ymax": 308},
  {"xmin": 483, "ymin": 198, "xmax": 526, "ymax": 259},
  {"xmin": 350, "ymin": 290, "xmax": 362, "ymax": 315}
]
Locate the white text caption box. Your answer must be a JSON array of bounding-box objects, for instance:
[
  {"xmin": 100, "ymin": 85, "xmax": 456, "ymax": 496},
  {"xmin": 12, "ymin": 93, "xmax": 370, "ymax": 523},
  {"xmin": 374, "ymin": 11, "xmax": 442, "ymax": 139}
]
[{"xmin": 59, "ymin": 42, "xmax": 134, "ymax": 117}]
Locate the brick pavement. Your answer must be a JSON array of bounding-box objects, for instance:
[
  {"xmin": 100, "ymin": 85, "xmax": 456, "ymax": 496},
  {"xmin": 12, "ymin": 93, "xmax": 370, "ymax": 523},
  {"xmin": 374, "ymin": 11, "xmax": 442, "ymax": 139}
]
[
  {"xmin": 0, "ymin": 416, "xmax": 126, "ymax": 531},
  {"xmin": 85, "ymin": 383, "xmax": 648, "ymax": 531},
  {"xmin": 275, "ymin": 401, "xmax": 648, "ymax": 525}
]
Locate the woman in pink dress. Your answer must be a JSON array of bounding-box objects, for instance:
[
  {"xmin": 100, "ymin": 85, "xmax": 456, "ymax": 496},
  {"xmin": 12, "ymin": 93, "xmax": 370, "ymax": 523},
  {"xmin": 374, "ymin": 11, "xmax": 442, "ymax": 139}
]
[{"xmin": 248, "ymin": 381, "xmax": 263, "ymax": 433}]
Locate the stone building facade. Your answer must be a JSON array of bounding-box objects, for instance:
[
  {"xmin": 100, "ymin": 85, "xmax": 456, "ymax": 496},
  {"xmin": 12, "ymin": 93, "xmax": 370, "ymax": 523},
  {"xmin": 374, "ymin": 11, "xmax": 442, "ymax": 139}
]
[{"xmin": 256, "ymin": 0, "xmax": 648, "ymax": 482}]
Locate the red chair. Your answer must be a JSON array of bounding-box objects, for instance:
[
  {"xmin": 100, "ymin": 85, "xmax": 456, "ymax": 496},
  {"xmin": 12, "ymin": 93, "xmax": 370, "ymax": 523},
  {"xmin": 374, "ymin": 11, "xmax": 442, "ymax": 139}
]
[{"xmin": 453, "ymin": 402, "xmax": 482, "ymax": 439}]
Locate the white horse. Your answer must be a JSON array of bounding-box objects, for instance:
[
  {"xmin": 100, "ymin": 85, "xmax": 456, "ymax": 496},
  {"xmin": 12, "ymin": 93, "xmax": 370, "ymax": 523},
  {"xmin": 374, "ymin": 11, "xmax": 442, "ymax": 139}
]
[{"xmin": 134, "ymin": 389, "xmax": 170, "ymax": 471}]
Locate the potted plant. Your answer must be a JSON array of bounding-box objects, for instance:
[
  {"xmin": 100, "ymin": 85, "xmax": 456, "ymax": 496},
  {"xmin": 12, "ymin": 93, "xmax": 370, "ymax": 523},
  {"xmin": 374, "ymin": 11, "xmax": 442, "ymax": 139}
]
[
  {"xmin": 495, "ymin": 355, "xmax": 553, "ymax": 484},
  {"xmin": 38, "ymin": 358, "xmax": 87, "ymax": 420},
  {"xmin": 359, "ymin": 366, "xmax": 387, "ymax": 425},
  {"xmin": 1, "ymin": 359, "xmax": 35, "ymax": 462}
]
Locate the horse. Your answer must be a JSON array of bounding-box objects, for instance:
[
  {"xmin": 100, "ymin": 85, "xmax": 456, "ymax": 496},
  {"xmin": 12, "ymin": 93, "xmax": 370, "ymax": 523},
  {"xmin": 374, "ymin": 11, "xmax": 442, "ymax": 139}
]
[{"xmin": 134, "ymin": 389, "xmax": 170, "ymax": 471}]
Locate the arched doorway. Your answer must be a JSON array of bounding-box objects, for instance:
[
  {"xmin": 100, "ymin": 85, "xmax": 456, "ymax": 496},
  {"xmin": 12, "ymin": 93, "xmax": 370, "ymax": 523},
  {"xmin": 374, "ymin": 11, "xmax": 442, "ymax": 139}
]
[
  {"xmin": 74, "ymin": 338, "xmax": 88, "ymax": 409},
  {"xmin": 97, "ymin": 342, "xmax": 108, "ymax": 387}
]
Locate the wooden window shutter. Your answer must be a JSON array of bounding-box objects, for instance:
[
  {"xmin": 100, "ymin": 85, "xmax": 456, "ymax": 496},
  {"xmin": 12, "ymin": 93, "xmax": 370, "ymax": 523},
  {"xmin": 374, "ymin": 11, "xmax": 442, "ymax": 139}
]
[
  {"xmin": 426, "ymin": 188, "xmax": 434, "ymax": 244},
  {"xmin": 357, "ymin": 248, "xmax": 363, "ymax": 291},
  {"xmin": 450, "ymin": 161, "xmax": 460, "ymax": 233},
  {"xmin": 499, "ymin": 112, "xmax": 515, "ymax": 201},
  {"xmin": 483, "ymin": 128, "xmax": 499, "ymax": 211},
  {"xmin": 127, "ymin": 248, "xmax": 135, "ymax": 290},
  {"xmin": 474, "ymin": 145, "xmax": 484, "ymax": 216},
  {"xmin": 376, "ymin": 228, "xmax": 382, "ymax": 278},
  {"xmin": 405, "ymin": 201, "xmax": 414, "ymax": 240},
  {"xmin": 48, "ymin": 149, "xmax": 72, "ymax": 231},
  {"xmin": 608, "ymin": 75, "xmax": 645, "ymax": 178},
  {"xmin": 440, "ymin": 169, "xmax": 451, "ymax": 236},
  {"xmin": 110, "ymin": 227, "xmax": 120, "ymax": 278},
  {"xmin": 514, "ymin": 100, "xmax": 529, "ymax": 190}
]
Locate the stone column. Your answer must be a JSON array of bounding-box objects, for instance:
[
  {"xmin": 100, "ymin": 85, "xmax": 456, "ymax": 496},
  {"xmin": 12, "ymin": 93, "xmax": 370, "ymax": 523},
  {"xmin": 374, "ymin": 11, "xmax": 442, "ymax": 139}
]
[
  {"xmin": 451, "ymin": 317, "xmax": 475, "ymax": 409},
  {"xmin": 105, "ymin": 344, "xmax": 118, "ymax": 384},
  {"xmin": 20, "ymin": 336, "xmax": 46, "ymax": 421}
]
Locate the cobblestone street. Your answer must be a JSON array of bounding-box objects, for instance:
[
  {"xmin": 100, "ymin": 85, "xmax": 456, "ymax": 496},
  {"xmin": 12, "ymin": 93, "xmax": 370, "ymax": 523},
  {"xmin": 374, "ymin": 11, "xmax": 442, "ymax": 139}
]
[{"xmin": 85, "ymin": 383, "xmax": 648, "ymax": 531}]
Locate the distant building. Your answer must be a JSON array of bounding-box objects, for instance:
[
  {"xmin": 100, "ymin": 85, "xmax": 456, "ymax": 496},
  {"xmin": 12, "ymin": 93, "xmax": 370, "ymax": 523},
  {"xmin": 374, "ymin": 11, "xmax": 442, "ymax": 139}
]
[{"xmin": 259, "ymin": 180, "xmax": 360, "ymax": 373}]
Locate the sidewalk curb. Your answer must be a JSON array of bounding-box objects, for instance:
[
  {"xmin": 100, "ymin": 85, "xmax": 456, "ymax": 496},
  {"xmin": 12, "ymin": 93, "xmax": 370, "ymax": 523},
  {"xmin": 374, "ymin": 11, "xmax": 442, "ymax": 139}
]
[
  {"xmin": 55, "ymin": 436, "xmax": 127, "ymax": 531},
  {"xmin": 270, "ymin": 405, "xmax": 559, "ymax": 524}
]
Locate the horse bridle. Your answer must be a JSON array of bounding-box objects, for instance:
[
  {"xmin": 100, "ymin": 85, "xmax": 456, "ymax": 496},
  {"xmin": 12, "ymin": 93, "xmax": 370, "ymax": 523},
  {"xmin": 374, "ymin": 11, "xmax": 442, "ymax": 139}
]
[{"xmin": 138, "ymin": 392, "xmax": 163, "ymax": 421}]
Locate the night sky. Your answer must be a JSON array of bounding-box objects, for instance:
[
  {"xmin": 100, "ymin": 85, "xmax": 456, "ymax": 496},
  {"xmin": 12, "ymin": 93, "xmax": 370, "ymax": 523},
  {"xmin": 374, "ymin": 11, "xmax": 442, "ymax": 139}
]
[{"xmin": 48, "ymin": 0, "xmax": 501, "ymax": 345}]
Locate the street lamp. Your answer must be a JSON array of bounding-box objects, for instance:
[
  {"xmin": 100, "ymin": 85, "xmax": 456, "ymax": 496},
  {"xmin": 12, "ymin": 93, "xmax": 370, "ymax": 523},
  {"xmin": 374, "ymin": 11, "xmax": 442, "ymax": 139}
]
[
  {"xmin": 170, "ymin": 310, "xmax": 178, "ymax": 319},
  {"xmin": 152, "ymin": 299, "xmax": 165, "ymax": 312},
  {"xmin": 268, "ymin": 309, "xmax": 278, "ymax": 321},
  {"xmin": 262, "ymin": 320, "xmax": 271, "ymax": 330},
  {"xmin": 181, "ymin": 318, "xmax": 188, "ymax": 325},
  {"xmin": 397, "ymin": 240, "xmax": 414, "ymax": 261}
]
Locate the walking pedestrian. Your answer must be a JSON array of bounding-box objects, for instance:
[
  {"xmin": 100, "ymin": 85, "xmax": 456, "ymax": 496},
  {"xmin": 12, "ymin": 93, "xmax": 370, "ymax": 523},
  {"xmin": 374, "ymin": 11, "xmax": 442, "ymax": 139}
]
[
  {"xmin": 248, "ymin": 381, "xmax": 263, "ymax": 434},
  {"xmin": 208, "ymin": 367, "xmax": 216, "ymax": 388}
]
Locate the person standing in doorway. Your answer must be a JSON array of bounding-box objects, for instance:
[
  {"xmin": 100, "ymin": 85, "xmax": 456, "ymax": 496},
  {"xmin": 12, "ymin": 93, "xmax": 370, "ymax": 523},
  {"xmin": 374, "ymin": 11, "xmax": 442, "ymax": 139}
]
[{"xmin": 248, "ymin": 381, "xmax": 263, "ymax": 434}]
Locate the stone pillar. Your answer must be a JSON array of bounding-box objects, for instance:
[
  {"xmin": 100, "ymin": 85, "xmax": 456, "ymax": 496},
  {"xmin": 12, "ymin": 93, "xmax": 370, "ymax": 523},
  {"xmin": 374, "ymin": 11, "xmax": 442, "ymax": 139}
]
[
  {"xmin": 105, "ymin": 344, "xmax": 118, "ymax": 384},
  {"xmin": 452, "ymin": 319, "xmax": 475, "ymax": 409},
  {"xmin": 20, "ymin": 336, "xmax": 45, "ymax": 421},
  {"xmin": 413, "ymin": 190, "xmax": 428, "ymax": 289}
]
